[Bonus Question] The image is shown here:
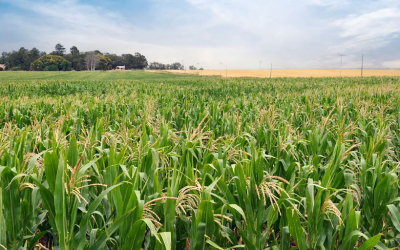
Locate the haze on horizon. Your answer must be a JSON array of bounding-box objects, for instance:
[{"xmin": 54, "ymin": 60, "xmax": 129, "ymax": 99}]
[{"xmin": 1, "ymin": 0, "xmax": 399, "ymax": 70}]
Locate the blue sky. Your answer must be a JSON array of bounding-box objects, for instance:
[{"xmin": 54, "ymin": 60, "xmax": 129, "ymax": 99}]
[{"xmin": 1, "ymin": 0, "xmax": 399, "ymax": 69}]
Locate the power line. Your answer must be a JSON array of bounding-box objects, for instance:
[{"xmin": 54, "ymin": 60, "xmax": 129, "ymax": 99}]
[
  {"xmin": 270, "ymin": 63, "xmax": 272, "ymax": 78},
  {"xmin": 361, "ymin": 54, "xmax": 363, "ymax": 77},
  {"xmin": 338, "ymin": 54, "xmax": 346, "ymax": 77}
]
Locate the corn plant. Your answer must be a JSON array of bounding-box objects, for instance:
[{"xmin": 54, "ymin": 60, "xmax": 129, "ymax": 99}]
[{"xmin": 0, "ymin": 76, "xmax": 400, "ymax": 249}]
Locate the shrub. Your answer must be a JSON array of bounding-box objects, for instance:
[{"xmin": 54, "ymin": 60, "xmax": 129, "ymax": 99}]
[
  {"xmin": 0, "ymin": 67, "xmax": 3, "ymax": 71},
  {"xmin": 10, "ymin": 67, "xmax": 22, "ymax": 71},
  {"xmin": 45, "ymin": 65, "xmax": 59, "ymax": 71},
  {"xmin": 61, "ymin": 60, "xmax": 72, "ymax": 71},
  {"xmin": 31, "ymin": 55, "xmax": 67, "ymax": 71}
]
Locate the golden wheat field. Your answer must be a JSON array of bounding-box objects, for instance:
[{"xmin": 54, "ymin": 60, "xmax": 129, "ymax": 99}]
[{"xmin": 148, "ymin": 69, "xmax": 400, "ymax": 78}]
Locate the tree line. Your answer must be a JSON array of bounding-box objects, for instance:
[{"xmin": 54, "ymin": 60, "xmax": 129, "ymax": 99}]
[
  {"xmin": 148, "ymin": 62, "xmax": 203, "ymax": 70},
  {"xmin": 0, "ymin": 44, "xmax": 148, "ymax": 71}
]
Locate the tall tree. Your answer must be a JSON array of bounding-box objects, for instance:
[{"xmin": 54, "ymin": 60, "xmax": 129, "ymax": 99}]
[
  {"xmin": 70, "ymin": 46, "xmax": 79, "ymax": 55},
  {"xmin": 0, "ymin": 52, "xmax": 7, "ymax": 64},
  {"xmin": 53, "ymin": 43, "xmax": 66, "ymax": 56},
  {"xmin": 132, "ymin": 53, "xmax": 148, "ymax": 69},
  {"xmin": 85, "ymin": 53, "xmax": 99, "ymax": 70},
  {"xmin": 66, "ymin": 46, "xmax": 85, "ymax": 70},
  {"xmin": 122, "ymin": 54, "xmax": 135, "ymax": 69},
  {"xmin": 97, "ymin": 54, "xmax": 112, "ymax": 70},
  {"xmin": 104, "ymin": 53, "xmax": 124, "ymax": 69}
]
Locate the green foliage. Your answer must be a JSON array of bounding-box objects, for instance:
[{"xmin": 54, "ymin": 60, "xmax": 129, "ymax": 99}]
[
  {"xmin": 31, "ymin": 55, "xmax": 66, "ymax": 71},
  {"xmin": 44, "ymin": 65, "xmax": 59, "ymax": 71},
  {"xmin": 2, "ymin": 45, "xmax": 149, "ymax": 71},
  {"xmin": 1, "ymin": 47, "xmax": 44, "ymax": 71},
  {"xmin": 96, "ymin": 54, "xmax": 112, "ymax": 70},
  {"xmin": 0, "ymin": 71, "xmax": 197, "ymax": 81},
  {"xmin": 61, "ymin": 60, "xmax": 72, "ymax": 71},
  {"xmin": 149, "ymin": 61, "xmax": 183, "ymax": 70},
  {"xmin": 10, "ymin": 67, "xmax": 22, "ymax": 71},
  {"xmin": 0, "ymin": 67, "xmax": 3, "ymax": 71},
  {"xmin": 0, "ymin": 76, "xmax": 399, "ymax": 249}
]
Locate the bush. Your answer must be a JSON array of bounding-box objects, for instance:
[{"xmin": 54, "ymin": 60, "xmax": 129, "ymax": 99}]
[
  {"xmin": 45, "ymin": 65, "xmax": 59, "ymax": 71},
  {"xmin": 10, "ymin": 67, "xmax": 22, "ymax": 71},
  {"xmin": 0, "ymin": 67, "xmax": 3, "ymax": 71},
  {"xmin": 60, "ymin": 60, "xmax": 72, "ymax": 71},
  {"xmin": 31, "ymin": 55, "xmax": 66, "ymax": 71}
]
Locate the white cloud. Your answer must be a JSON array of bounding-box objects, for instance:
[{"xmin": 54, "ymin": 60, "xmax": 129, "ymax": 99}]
[
  {"xmin": 304, "ymin": 0, "xmax": 348, "ymax": 6},
  {"xmin": 330, "ymin": 8, "xmax": 400, "ymax": 53},
  {"xmin": 1, "ymin": 0, "xmax": 399, "ymax": 69},
  {"xmin": 382, "ymin": 60, "xmax": 400, "ymax": 68}
]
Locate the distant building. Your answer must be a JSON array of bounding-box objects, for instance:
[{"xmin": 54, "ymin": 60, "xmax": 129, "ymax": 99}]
[
  {"xmin": 116, "ymin": 66, "xmax": 125, "ymax": 70},
  {"xmin": 0, "ymin": 64, "xmax": 5, "ymax": 70}
]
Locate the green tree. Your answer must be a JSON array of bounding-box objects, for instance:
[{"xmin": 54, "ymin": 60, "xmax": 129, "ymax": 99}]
[
  {"xmin": 31, "ymin": 55, "xmax": 66, "ymax": 71},
  {"xmin": 105, "ymin": 53, "xmax": 124, "ymax": 69},
  {"xmin": 97, "ymin": 54, "xmax": 112, "ymax": 70},
  {"xmin": 60, "ymin": 60, "xmax": 72, "ymax": 71},
  {"xmin": 70, "ymin": 46, "xmax": 79, "ymax": 55},
  {"xmin": 52, "ymin": 43, "xmax": 66, "ymax": 56},
  {"xmin": 132, "ymin": 53, "xmax": 148, "ymax": 69},
  {"xmin": 149, "ymin": 62, "xmax": 166, "ymax": 70},
  {"xmin": 122, "ymin": 54, "xmax": 134, "ymax": 69},
  {"xmin": 65, "ymin": 46, "xmax": 85, "ymax": 71},
  {"xmin": 44, "ymin": 65, "xmax": 59, "ymax": 71}
]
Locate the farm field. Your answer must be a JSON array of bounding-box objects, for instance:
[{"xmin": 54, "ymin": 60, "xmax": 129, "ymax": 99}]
[
  {"xmin": 0, "ymin": 70, "xmax": 197, "ymax": 81},
  {"xmin": 153, "ymin": 69, "xmax": 400, "ymax": 78},
  {"xmin": 1, "ymin": 75, "xmax": 400, "ymax": 249}
]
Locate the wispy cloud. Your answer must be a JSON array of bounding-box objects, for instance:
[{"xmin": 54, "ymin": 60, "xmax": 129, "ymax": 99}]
[
  {"xmin": 330, "ymin": 8, "xmax": 400, "ymax": 53},
  {"xmin": 0, "ymin": 0, "xmax": 399, "ymax": 69},
  {"xmin": 304, "ymin": 0, "xmax": 348, "ymax": 6}
]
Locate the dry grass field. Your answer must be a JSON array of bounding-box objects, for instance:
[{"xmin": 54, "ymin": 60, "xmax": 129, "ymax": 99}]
[{"xmin": 148, "ymin": 69, "xmax": 400, "ymax": 78}]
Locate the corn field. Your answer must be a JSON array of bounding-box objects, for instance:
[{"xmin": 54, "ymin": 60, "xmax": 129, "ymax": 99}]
[{"xmin": 1, "ymin": 77, "xmax": 400, "ymax": 250}]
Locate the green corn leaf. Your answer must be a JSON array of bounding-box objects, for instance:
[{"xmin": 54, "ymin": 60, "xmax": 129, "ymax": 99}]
[
  {"xmin": 88, "ymin": 209, "xmax": 135, "ymax": 250},
  {"xmin": 192, "ymin": 222, "xmax": 206, "ymax": 250},
  {"xmin": 121, "ymin": 220, "xmax": 147, "ymax": 250},
  {"xmin": 73, "ymin": 183, "xmax": 123, "ymax": 250},
  {"xmin": 0, "ymin": 188, "xmax": 7, "ymax": 247},
  {"xmin": 44, "ymin": 151, "xmax": 58, "ymax": 193},
  {"xmin": 159, "ymin": 232, "xmax": 172, "ymax": 250},
  {"xmin": 1, "ymin": 167, "xmax": 21, "ymax": 246},
  {"xmin": 286, "ymin": 207, "xmax": 307, "ymax": 250},
  {"xmin": 54, "ymin": 156, "xmax": 68, "ymax": 250},
  {"xmin": 387, "ymin": 204, "xmax": 400, "ymax": 232},
  {"xmin": 357, "ymin": 234, "xmax": 382, "ymax": 250},
  {"xmin": 281, "ymin": 226, "xmax": 290, "ymax": 250},
  {"xmin": 67, "ymin": 134, "xmax": 78, "ymax": 168}
]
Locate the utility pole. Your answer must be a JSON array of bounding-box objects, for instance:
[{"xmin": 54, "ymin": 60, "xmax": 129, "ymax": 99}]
[
  {"xmin": 338, "ymin": 54, "xmax": 345, "ymax": 77},
  {"xmin": 270, "ymin": 63, "xmax": 272, "ymax": 78},
  {"xmin": 182, "ymin": 60, "xmax": 184, "ymax": 72},
  {"xmin": 197, "ymin": 63, "xmax": 199, "ymax": 75},
  {"xmin": 361, "ymin": 54, "xmax": 363, "ymax": 77},
  {"xmin": 220, "ymin": 62, "xmax": 223, "ymax": 78},
  {"xmin": 226, "ymin": 65, "xmax": 227, "ymax": 78},
  {"xmin": 259, "ymin": 61, "xmax": 263, "ymax": 78}
]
